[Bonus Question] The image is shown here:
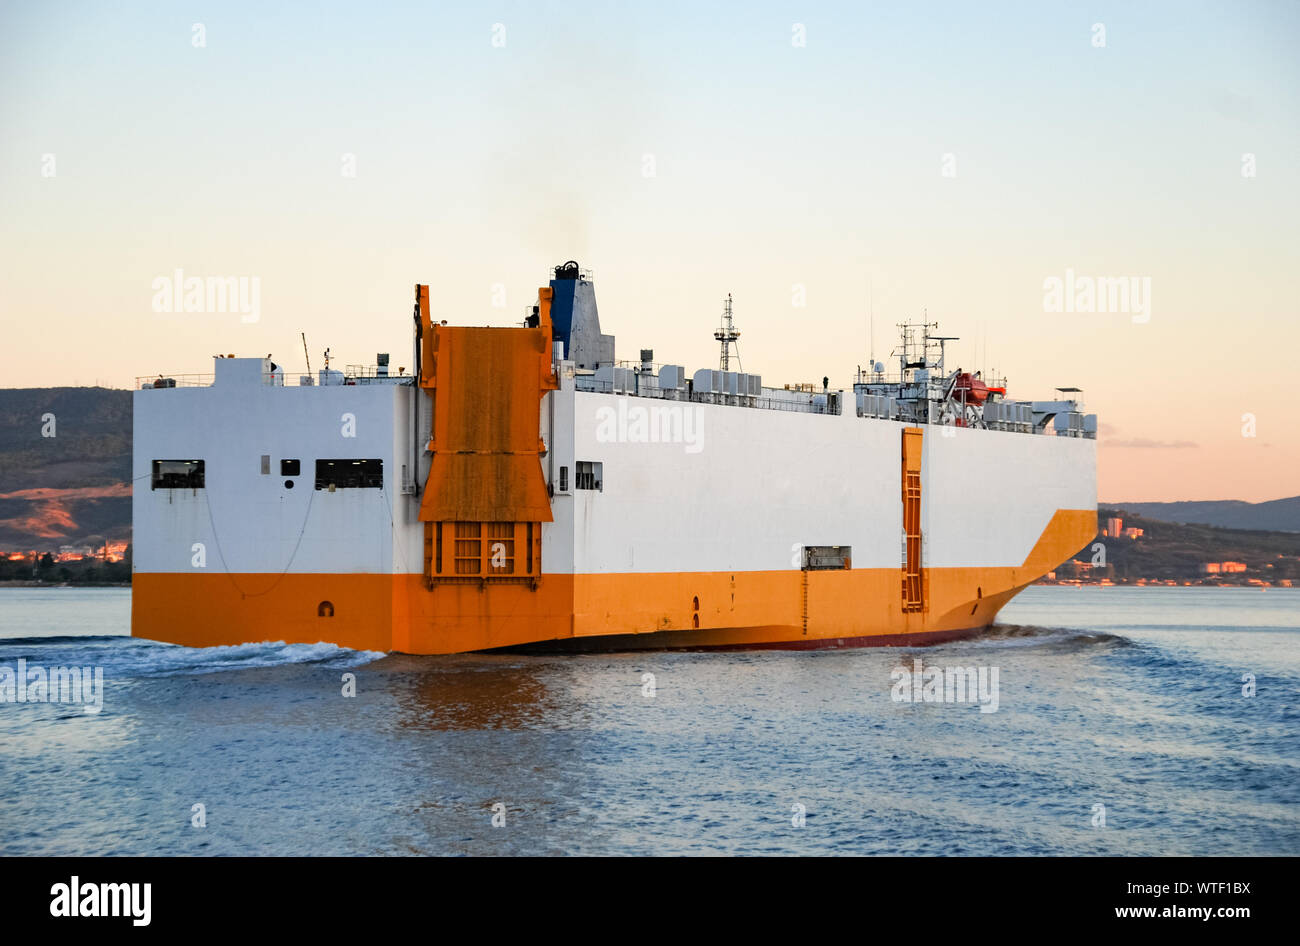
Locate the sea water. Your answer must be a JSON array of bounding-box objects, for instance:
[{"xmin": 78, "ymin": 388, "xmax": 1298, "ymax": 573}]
[{"xmin": 1, "ymin": 586, "xmax": 1295, "ymax": 855}]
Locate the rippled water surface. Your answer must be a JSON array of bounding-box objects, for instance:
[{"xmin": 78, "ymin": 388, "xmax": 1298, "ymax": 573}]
[{"xmin": 1, "ymin": 586, "xmax": 1296, "ymax": 855}]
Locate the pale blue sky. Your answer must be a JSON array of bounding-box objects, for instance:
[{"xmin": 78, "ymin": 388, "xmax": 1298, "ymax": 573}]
[{"xmin": 2, "ymin": 0, "xmax": 1297, "ymax": 499}]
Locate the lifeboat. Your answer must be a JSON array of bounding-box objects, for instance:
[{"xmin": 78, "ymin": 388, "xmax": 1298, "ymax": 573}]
[{"xmin": 951, "ymin": 372, "xmax": 989, "ymax": 405}]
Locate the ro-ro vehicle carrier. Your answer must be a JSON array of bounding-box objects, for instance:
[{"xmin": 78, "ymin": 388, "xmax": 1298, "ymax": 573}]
[{"xmin": 133, "ymin": 262, "xmax": 1097, "ymax": 653}]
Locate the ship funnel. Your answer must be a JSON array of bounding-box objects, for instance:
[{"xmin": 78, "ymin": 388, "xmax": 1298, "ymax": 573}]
[{"xmin": 548, "ymin": 261, "xmax": 614, "ymax": 370}]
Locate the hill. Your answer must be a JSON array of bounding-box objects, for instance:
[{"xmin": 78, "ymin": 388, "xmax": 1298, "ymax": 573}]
[
  {"xmin": 1057, "ymin": 507, "xmax": 1300, "ymax": 585},
  {"xmin": 0, "ymin": 388, "xmax": 132, "ymax": 550},
  {"xmin": 1100, "ymin": 496, "xmax": 1300, "ymax": 533}
]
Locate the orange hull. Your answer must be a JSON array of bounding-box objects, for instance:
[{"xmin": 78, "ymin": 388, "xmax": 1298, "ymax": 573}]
[{"xmin": 131, "ymin": 509, "xmax": 1094, "ymax": 654}]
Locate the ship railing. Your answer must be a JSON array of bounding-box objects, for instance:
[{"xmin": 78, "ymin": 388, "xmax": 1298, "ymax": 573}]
[
  {"xmin": 575, "ymin": 378, "xmax": 682, "ymax": 398},
  {"xmin": 574, "ymin": 378, "xmax": 646, "ymax": 395},
  {"xmin": 573, "ymin": 377, "xmax": 841, "ymax": 415},
  {"xmin": 134, "ymin": 369, "xmax": 416, "ymax": 389},
  {"xmin": 746, "ymin": 394, "xmax": 839, "ymax": 415},
  {"xmin": 135, "ymin": 374, "xmax": 214, "ymax": 389},
  {"xmin": 343, "ymin": 364, "xmax": 415, "ymax": 381},
  {"xmin": 571, "ymin": 375, "xmax": 1091, "ymax": 433},
  {"xmin": 293, "ymin": 368, "xmax": 414, "ymax": 386},
  {"xmin": 614, "ymin": 359, "xmax": 668, "ymax": 374}
]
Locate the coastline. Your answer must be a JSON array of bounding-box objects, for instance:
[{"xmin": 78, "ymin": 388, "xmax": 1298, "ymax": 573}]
[{"xmin": 0, "ymin": 581, "xmax": 131, "ymax": 589}]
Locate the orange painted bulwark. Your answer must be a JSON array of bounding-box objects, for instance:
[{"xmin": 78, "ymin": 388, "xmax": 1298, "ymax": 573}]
[{"xmin": 132, "ymin": 508, "xmax": 1096, "ymax": 654}]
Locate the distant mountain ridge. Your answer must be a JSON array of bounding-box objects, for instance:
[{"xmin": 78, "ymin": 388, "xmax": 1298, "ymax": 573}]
[{"xmin": 1102, "ymin": 496, "xmax": 1300, "ymax": 533}]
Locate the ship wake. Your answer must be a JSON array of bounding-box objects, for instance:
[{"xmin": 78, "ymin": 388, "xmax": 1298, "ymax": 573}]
[
  {"xmin": 0, "ymin": 635, "xmax": 385, "ymax": 678},
  {"xmin": 964, "ymin": 623, "xmax": 1133, "ymax": 652}
]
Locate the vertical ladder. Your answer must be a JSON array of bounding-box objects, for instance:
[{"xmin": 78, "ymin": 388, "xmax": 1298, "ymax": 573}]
[{"xmin": 901, "ymin": 427, "xmax": 925, "ymax": 612}]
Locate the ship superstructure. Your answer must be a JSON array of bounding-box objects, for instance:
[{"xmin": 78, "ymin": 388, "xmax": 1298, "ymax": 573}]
[{"xmin": 132, "ymin": 263, "xmax": 1097, "ymax": 653}]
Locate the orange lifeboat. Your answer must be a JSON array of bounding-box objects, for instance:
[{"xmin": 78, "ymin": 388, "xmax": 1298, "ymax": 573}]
[{"xmin": 952, "ymin": 372, "xmax": 989, "ymax": 405}]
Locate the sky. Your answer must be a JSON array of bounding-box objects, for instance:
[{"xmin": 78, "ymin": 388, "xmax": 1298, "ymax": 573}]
[{"xmin": 1, "ymin": 0, "xmax": 1297, "ymax": 502}]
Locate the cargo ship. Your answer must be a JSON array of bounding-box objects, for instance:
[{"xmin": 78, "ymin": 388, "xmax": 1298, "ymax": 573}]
[{"xmin": 132, "ymin": 262, "xmax": 1097, "ymax": 653}]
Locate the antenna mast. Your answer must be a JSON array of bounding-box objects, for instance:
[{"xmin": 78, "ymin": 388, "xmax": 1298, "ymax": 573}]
[
  {"xmin": 714, "ymin": 293, "xmax": 742, "ymax": 370},
  {"xmin": 869, "ymin": 277, "xmax": 876, "ymax": 378},
  {"xmin": 301, "ymin": 332, "xmax": 312, "ymax": 375}
]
